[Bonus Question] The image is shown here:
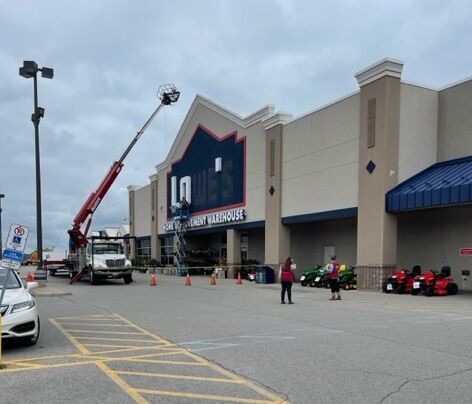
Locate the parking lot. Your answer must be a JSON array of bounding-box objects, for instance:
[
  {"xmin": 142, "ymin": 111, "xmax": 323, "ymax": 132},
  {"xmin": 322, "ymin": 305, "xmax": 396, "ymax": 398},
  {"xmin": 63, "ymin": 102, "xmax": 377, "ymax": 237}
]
[{"xmin": 1, "ymin": 269, "xmax": 472, "ymax": 403}]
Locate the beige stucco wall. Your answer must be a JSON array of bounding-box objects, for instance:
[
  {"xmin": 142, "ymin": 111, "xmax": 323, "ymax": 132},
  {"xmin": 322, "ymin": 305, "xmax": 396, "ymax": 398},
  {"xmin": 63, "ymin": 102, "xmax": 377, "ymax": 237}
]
[
  {"xmin": 133, "ymin": 185, "xmax": 151, "ymax": 237},
  {"xmin": 156, "ymin": 102, "xmax": 267, "ymax": 236},
  {"xmin": 289, "ymin": 218, "xmax": 357, "ymax": 277},
  {"xmin": 281, "ymin": 94, "xmax": 359, "ymax": 217},
  {"xmin": 438, "ymin": 79, "xmax": 472, "ymax": 161},
  {"xmin": 398, "ymin": 83, "xmax": 438, "ymax": 182},
  {"xmin": 397, "ymin": 206, "xmax": 472, "ymax": 290}
]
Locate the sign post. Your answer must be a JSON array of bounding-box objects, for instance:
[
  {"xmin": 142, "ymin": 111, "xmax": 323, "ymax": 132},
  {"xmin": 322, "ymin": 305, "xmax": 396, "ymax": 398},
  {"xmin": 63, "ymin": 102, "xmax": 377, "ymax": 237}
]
[{"xmin": 0, "ymin": 223, "xmax": 31, "ymax": 367}]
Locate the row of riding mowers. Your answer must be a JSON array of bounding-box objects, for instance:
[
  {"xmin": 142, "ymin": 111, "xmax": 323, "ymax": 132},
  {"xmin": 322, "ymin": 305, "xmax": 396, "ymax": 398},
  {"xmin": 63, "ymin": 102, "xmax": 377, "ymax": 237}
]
[
  {"xmin": 299, "ymin": 264, "xmax": 357, "ymax": 290},
  {"xmin": 382, "ymin": 265, "xmax": 459, "ymax": 296}
]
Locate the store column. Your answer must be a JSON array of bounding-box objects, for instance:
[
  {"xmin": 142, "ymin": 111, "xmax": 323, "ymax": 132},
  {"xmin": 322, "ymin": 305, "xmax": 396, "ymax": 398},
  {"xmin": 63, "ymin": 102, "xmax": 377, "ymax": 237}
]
[
  {"xmin": 149, "ymin": 174, "xmax": 161, "ymax": 261},
  {"xmin": 263, "ymin": 117, "xmax": 292, "ymax": 278},
  {"xmin": 127, "ymin": 186, "xmax": 139, "ymax": 260},
  {"xmin": 355, "ymin": 59, "xmax": 402, "ymax": 290},
  {"xmin": 226, "ymin": 229, "xmax": 241, "ymax": 279}
]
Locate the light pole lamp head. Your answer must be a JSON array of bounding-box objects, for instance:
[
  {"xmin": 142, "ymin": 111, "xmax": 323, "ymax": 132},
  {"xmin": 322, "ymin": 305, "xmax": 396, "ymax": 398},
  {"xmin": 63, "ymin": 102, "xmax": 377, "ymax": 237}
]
[
  {"xmin": 158, "ymin": 84, "xmax": 180, "ymax": 105},
  {"xmin": 19, "ymin": 61, "xmax": 38, "ymax": 79},
  {"xmin": 41, "ymin": 67, "xmax": 54, "ymax": 79}
]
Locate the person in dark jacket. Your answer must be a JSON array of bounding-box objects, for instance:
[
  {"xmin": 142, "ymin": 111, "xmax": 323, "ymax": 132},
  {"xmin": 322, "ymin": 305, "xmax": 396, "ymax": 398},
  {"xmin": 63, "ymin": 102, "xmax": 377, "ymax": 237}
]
[
  {"xmin": 279, "ymin": 257, "xmax": 296, "ymax": 304},
  {"xmin": 327, "ymin": 255, "xmax": 341, "ymax": 300}
]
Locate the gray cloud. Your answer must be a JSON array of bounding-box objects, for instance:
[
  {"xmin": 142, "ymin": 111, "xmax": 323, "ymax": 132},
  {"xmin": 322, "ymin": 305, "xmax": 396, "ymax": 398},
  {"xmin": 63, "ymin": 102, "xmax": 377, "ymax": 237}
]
[{"xmin": 1, "ymin": 0, "xmax": 471, "ymax": 253}]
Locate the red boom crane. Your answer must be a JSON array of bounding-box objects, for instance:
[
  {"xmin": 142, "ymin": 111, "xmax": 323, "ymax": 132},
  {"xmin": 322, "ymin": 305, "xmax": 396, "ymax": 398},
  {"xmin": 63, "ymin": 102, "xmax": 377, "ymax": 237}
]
[{"xmin": 65, "ymin": 84, "xmax": 180, "ymax": 283}]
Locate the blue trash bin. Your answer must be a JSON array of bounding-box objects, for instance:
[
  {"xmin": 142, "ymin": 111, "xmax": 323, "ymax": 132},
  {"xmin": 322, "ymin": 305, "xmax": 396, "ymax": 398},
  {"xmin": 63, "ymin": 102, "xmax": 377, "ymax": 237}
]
[
  {"xmin": 256, "ymin": 266, "xmax": 275, "ymax": 284},
  {"xmin": 256, "ymin": 266, "xmax": 266, "ymax": 283}
]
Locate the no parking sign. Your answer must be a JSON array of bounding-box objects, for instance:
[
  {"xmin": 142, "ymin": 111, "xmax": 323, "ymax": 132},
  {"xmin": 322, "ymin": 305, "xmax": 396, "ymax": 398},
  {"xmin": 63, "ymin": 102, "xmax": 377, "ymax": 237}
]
[{"xmin": 5, "ymin": 224, "xmax": 30, "ymax": 252}]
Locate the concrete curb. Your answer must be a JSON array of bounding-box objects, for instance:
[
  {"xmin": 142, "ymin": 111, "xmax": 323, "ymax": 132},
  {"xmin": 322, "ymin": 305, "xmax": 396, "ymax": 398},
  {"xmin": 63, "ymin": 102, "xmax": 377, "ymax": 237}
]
[{"xmin": 31, "ymin": 287, "xmax": 71, "ymax": 297}]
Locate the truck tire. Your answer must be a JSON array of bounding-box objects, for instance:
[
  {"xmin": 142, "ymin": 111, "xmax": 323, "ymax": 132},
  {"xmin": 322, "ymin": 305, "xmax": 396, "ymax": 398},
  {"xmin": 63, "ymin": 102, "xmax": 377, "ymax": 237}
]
[{"xmin": 89, "ymin": 271, "xmax": 97, "ymax": 285}]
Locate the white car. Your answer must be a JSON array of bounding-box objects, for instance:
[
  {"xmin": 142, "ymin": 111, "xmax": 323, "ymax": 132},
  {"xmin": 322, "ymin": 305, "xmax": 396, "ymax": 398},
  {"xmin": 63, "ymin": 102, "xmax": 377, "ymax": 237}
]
[{"xmin": 0, "ymin": 267, "xmax": 40, "ymax": 346}]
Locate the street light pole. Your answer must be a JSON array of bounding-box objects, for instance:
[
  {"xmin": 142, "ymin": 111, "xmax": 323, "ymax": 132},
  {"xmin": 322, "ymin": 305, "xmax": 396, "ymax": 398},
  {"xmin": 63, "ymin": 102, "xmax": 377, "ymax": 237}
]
[
  {"xmin": 32, "ymin": 72, "xmax": 43, "ymax": 270},
  {"xmin": 0, "ymin": 194, "xmax": 4, "ymax": 258},
  {"xmin": 19, "ymin": 61, "xmax": 54, "ymax": 271}
]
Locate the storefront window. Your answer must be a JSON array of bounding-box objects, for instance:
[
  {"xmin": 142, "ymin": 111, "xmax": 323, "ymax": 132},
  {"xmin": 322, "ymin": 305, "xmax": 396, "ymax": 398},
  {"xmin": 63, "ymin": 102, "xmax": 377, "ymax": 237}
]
[
  {"xmin": 160, "ymin": 237, "xmax": 174, "ymax": 265},
  {"xmin": 136, "ymin": 237, "xmax": 151, "ymax": 258}
]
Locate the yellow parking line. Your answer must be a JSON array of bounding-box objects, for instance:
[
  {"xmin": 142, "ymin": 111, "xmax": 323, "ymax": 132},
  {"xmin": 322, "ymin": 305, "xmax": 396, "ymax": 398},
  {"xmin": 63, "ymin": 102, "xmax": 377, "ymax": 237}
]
[
  {"xmin": 116, "ymin": 370, "xmax": 244, "ymax": 384},
  {"xmin": 95, "ymin": 361, "xmax": 148, "ymax": 404},
  {"xmin": 65, "ymin": 329, "xmax": 146, "ymax": 335},
  {"xmin": 134, "ymin": 388, "xmax": 278, "ymax": 403},
  {"xmin": 53, "ymin": 315, "xmax": 116, "ymax": 320},
  {"xmin": 48, "ymin": 314, "xmax": 286, "ymax": 403},
  {"xmin": 113, "ymin": 314, "xmax": 170, "ymax": 344},
  {"xmin": 50, "ymin": 318, "xmax": 90, "ymax": 355},
  {"xmin": 184, "ymin": 350, "xmax": 285, "ymax": 403},
  {"xmin": 75, "ymin": 336, "xmax": 162, "ymax": 343},
  {"xmin": 58, "ymin": 323, "xmax": 135, "ymax": 327},
  {"xmin": 83, "ymin": 343, "xmax": 140, "ymax": 349},
  {"xmin": 117, "ymin": 358, "xmax": 207, "ymax": 366}
]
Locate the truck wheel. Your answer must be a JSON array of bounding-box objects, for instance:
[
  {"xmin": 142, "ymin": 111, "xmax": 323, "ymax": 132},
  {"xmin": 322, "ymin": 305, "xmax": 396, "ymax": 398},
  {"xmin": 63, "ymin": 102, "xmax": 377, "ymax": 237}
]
[
  {"xmin": 89, "ymin": 271, "xmax": 97, "ymax": 285},
  {"xmin": 124, "ymin": 275, "xmax": 132, "ymax": 284}
]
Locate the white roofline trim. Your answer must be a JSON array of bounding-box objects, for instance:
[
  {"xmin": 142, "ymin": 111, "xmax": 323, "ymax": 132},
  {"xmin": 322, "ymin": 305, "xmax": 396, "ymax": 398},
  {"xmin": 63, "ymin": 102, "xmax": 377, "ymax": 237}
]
[
  {"xmin": 262, "ymin": 112, "xmax": 293, "ymax": 130},
  {"xmin": 439, "ymin": 76, "xmax": 472, "ymax": 91},
  {"xmin": 155, "ymin": 95, "xmax": 275, "ymax": 173},
  {"xmin": 401, "ymin": 80, "xmax": 438, "ymax": 92},
  {"xmin": 355, "ymin": 58, "xmax": 404, "ymax": 87}
]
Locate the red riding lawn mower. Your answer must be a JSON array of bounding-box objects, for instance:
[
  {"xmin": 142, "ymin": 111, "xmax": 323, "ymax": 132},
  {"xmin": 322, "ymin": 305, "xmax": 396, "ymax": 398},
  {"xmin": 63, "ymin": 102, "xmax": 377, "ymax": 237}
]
[
  {"xmin": 412, "ymin": 266, "xmax": 459, "ymax": 296},
  {"xmin": 383, "ymin": 265, "xmax": 422, "ymax": 294}
]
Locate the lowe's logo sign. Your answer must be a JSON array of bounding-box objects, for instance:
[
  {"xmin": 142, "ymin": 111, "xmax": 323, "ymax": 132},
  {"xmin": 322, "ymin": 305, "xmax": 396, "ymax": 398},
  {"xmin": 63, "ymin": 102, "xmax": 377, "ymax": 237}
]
[
  {"xmin": 167, "ymin": 125, "xmax": 246, "ymax": 217},
  {"xmin": 164, "ymin": 208, "xmax": 246, "ymax": 232}
]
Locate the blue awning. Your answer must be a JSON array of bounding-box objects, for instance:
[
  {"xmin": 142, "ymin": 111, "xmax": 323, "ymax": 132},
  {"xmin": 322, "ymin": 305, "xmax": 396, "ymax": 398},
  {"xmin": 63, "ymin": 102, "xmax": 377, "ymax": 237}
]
[{"xmin": 386, "ymin": 156, "xmax": 472, "ymax": 213}]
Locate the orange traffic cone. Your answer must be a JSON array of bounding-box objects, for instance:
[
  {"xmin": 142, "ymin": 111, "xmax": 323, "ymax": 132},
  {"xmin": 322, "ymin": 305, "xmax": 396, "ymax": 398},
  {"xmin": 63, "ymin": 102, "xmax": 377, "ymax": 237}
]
[
  {"xmin": 210, "ymin": 273, "xmax": 217, "ymax": 286},
  {"xmin": 236, "ymin": 272, "xmax": 242, "ymax": 285},
  {"xmin": 149, "ymin": 274, "xmax": 157, "ymax": 286},
  {"xmin": 185, "ymin": 273, "xmax": 192, "ymax": 286}
]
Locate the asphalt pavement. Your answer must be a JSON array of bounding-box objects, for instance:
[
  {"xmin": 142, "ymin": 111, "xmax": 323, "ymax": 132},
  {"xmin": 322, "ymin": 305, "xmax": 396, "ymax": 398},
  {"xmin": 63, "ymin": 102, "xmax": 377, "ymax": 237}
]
[{"xmin": 1, "ymin": 268, "xmax": 472, "ymax": 403}]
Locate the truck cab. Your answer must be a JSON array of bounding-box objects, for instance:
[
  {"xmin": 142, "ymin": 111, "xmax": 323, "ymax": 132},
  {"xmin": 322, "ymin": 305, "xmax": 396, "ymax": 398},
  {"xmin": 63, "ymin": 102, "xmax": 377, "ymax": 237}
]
[{"xmin": 85, "ymin": 238, "xmax": 133, "ymax": 284}]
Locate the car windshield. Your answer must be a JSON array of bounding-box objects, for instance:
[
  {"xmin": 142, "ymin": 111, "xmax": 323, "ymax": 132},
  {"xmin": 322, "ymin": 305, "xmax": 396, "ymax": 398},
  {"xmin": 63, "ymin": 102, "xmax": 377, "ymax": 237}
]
[
  {"xmin": 0, "ymin": 268, "xmax": 22, "ymax": 289},
  {"xmin": 92, "ymin": 243, "xmax": 123, "ymax": 255}
]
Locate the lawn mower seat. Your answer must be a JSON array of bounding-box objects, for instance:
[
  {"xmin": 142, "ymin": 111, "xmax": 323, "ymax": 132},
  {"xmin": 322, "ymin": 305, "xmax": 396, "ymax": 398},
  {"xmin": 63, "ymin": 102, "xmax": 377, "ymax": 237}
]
[
  {"xmin": 440, "ymin": 266, "xmax": 451, "ymax": 277},
  {"xmin": 411, "ymin": 265, "xmax": 421, "ymax": 276}
]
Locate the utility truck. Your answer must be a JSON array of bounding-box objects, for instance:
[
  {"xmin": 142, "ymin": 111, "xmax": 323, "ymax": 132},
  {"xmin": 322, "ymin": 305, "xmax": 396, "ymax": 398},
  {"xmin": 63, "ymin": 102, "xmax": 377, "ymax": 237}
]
[
  {"xmin": 45, "ymin": 84, "xmax": 180, "ymax": 285},
  {"xmin": 82, "ymin": 236, "xmax": 132, "ymax": 285}
]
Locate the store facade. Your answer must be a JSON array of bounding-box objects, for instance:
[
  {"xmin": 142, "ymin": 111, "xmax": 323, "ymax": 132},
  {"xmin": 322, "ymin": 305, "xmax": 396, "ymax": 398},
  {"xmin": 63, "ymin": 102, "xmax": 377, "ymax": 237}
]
[{"xmin": 129, "ymin": 58, "xmax": 472, "ymax": 290}]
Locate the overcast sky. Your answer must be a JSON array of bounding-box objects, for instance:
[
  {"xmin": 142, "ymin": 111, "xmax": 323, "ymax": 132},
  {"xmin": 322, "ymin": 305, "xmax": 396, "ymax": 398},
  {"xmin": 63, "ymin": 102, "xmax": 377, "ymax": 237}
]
[{"xmin": 1, "ymin": 0, "xmax": 471, "ymax": 254}]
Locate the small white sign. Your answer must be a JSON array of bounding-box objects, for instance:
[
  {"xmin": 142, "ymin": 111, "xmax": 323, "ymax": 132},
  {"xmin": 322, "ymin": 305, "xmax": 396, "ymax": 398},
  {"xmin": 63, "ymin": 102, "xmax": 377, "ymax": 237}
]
[
  {"xmin": 0, "ymin": 258, "xmax": 21, "ymax": 270},
  {"xmin": 5, "ymin": 223, "xmax": 30, "ymax": 252}
]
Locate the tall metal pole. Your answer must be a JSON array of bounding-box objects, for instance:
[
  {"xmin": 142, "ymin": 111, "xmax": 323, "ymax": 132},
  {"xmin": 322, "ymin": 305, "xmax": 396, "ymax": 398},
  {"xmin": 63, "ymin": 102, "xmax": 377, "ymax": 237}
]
[
  {"xmin": 0, "ymin": 195, "xmax": 4, "ymax": 257},
  {"xmin": 32, "ymin": 73, "xmax": 43, "ymax": 270}
]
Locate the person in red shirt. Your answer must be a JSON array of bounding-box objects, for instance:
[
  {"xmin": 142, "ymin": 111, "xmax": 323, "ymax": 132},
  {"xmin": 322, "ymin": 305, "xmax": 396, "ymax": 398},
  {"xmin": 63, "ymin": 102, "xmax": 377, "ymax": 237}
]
[
  {"xmin": 327, "ymin": 255, "xmax": 342, "ymax": 300},
  {"xmin": 279, "ymin": 257, "xmax": 296, "ymax": 304}
]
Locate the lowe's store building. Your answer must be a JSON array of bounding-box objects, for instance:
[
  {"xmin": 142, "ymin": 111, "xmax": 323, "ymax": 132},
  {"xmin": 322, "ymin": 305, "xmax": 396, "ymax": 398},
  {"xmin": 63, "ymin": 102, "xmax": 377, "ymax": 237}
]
[{"xmin": 128, "ymin": 58, "xmax": 472, "ymax": 291}]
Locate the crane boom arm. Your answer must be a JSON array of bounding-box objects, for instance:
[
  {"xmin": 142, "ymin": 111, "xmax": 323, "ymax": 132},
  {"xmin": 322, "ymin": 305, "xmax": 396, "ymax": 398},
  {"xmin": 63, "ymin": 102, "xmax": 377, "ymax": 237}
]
[{"xmin": 68, "ymin": 84, "xmax": 180, "ymax": 249}]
